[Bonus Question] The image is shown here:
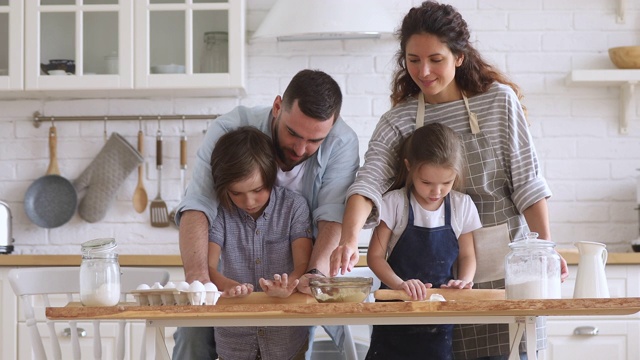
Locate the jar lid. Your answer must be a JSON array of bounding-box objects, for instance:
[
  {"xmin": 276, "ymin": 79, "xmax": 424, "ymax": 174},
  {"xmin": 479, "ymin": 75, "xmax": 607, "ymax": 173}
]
[
  {"xmin": 509, "ymin": 232, "xmax": 556, "ymax": 249},
  {"xmin": 81, "ymin": 238, "xmax": 117, "ymax": 252}
]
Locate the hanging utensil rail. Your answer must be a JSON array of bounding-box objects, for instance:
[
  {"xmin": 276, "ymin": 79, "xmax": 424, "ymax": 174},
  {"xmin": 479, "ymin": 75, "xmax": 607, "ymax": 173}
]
[{"xmin": 32, "ymin": 111, "xmax": 219, "ymax": 128}]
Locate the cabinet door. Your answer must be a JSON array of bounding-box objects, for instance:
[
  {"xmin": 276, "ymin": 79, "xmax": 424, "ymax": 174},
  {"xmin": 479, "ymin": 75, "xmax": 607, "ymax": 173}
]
[
  {"xmin": 18, "ymin": 322, "xmax": 129, "ymax": 360},
  {"xmin": 0, "ymin": 0, "xmax": 23, "ymax": 90},
  {"xmin": 24, "ymin": 0, "xmax": 134, "ymax": 90},
  {"xmin": 0, "ymin": 268, "xmax": 18, "ymax": 360},
  {"xmin": 134, "ymin": 0, "xmax": 245, "ymax": 92},
  {"xmin": 544, "ymin": 319, "xmax": 640, "ymax": 360}
]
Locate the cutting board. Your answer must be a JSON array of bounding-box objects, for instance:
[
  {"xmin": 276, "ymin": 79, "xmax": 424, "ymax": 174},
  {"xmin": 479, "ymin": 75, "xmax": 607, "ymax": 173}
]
[
  {"xmin": 216, "ymin": 292, "xmax": 317, "ymax": 305},
  {"xmin": 374, "ymin": 289, "xmax": 505, "ymax": 302}
]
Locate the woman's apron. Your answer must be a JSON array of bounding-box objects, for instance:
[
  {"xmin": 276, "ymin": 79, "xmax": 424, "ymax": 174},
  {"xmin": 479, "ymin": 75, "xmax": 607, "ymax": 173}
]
[
  {"xmin": 416, "ymin": 92, "xmax": 543, "ymax": 358},
  {"xmin": 366, "ymin": 193, "xmax": 458, "ymax": 360}
]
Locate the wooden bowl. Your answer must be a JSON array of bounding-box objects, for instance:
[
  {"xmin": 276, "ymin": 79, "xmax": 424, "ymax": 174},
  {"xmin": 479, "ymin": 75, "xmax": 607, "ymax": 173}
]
[{"xmin": 608, "ymin": 46, "xmax": 640, "ymax": 69}]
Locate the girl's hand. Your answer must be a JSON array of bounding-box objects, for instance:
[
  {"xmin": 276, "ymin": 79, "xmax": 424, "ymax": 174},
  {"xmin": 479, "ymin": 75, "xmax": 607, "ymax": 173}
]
[
  {"xmin": 222, "ymin": 283, "xmax": 254, "ymax": 298},
  {"xmin": 395, "ymin": 279, "xmax": 431, "ymax": 301},
  {"xmin": 441, "ymin": 279, "xmax": 474, "ymax": 289},
  {"xmin": 259, "ymin": 273, "xmax": 299, "ymax": 298}
]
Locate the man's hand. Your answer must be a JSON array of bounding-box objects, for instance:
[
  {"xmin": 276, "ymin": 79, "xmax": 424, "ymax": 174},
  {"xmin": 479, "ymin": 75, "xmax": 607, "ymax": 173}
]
[{"xmin": 296, "ymin": 270, "xmax": 325, "ymax": 295}]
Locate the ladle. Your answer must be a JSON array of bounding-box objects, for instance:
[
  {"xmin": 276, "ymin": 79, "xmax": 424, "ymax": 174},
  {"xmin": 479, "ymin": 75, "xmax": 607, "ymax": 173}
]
[{"xmin": 132, "ymin": 124, "xmax": 148, "ymax": 213}]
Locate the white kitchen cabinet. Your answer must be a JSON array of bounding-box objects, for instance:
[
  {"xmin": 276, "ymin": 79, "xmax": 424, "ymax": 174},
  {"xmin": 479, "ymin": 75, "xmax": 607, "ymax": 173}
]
[
  {"xmin": 8, "ymin": 0, "xmax": 245, "ymax": 95},
  {"xmin": 134, "ymin": 0, "xmax": 245, "ymax": 92},
  {"xmin": 0, "ymin": 0, "xmax": 23, "ymax": 90},
  {"xmin": 17, "ymin": 322, "xmax": 128, "ymax": 360},
  {"xmin": 0, "ymin": 267, "xmax": 18, "ymax": 360},
  {"xmin": 0, "ymin": 265, "xmax": 184, "ymax": 360},
  {"xmin": 24, "ymin": 0, "xmax": 134, "ymax": 90},
  {"xmin": 542, "ymin": 265, "xmax": 640, "ymax": 360}
]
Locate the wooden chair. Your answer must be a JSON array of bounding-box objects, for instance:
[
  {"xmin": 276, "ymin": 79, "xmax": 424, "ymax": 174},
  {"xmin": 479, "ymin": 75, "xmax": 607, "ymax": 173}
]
[{"xmin": 8, "ymin": 267, "xmax": 170, "ymax": 360}]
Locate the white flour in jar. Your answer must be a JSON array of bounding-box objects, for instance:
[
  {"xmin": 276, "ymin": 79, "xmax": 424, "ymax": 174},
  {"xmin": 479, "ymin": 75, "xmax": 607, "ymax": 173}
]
[
  {"xmin": 506, "ymin": 276, "xmax": 561, "ymax": 299},
  {"xmin": 80, "ymin": 283, "xmax": 121, "ymax": 306}
]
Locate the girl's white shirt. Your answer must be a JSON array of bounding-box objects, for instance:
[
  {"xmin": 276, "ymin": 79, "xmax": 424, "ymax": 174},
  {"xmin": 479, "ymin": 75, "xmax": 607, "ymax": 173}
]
[{"xmin": 377, "ymin": 188, "xmax": 482, "ymax": 256}]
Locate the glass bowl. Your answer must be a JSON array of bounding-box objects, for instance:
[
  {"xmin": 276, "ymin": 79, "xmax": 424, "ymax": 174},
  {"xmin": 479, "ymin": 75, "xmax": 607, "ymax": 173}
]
[{"xmin": 309, "ymin": 277, "xmax": 373, "ymax": 303}]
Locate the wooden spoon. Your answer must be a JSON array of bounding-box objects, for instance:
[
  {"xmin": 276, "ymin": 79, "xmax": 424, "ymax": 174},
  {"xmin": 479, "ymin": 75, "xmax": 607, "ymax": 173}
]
[{"xmin": 132, "ymin": 129, "xmax": 148, "ymax": 213}]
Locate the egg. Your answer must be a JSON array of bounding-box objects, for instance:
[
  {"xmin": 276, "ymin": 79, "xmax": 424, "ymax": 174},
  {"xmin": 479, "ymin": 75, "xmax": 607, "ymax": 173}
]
[
  {"xmin": 151, "ymin": 282, "xmax": 164, "ymax": 289},
  {"xmin": 204, "ymin": 282, "xmax": 220, "ymax": 305},
  {"xmin": 189, "ymin": 280, "xmax": 205, "ymax": 292},
  {"xmin": 164, "ymin": 281, "xmax": 176, "ymax": 289},
  {"xmin": 176, "ymin": 281, "xmax": 190, "ymax": 291},
  {"xmin": 203, "ymin": 282, "xmax": 218, "ymax": 292},
  {"xmin": 136, "ymin": 283, "xmax": 150, "ymax": 290}
]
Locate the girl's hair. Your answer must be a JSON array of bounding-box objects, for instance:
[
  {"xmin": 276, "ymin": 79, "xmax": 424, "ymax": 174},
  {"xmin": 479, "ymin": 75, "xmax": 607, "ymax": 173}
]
[
  {"xmin": 210, "ymin": 126, "xmax": 277, "ymax": 210},
  {"xmin": 390, "ymin": 1, "xmax": 524, "ymax": 108},
  {"xmin": 389, "ymin": 123, "xmax": 466, "ymax": 192}
]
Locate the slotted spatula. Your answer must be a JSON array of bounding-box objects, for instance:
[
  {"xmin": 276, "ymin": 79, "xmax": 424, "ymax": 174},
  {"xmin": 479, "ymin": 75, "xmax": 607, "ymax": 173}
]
[{"xmin": 150, "ymin": 128, "xmax": 170, "ymax": 227}]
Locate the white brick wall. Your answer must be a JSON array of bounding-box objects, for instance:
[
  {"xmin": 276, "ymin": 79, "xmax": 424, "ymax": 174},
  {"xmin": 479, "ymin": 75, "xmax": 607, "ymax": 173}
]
[{"xmin": 0, "ymin": 0, "xmax": 638, "ymax": 254}]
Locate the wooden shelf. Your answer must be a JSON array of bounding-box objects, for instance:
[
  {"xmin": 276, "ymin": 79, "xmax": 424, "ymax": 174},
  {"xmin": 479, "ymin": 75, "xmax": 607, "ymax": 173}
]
[{"xmin": 566, "ymin": 69, "xmax": 639, "ymax": 134}]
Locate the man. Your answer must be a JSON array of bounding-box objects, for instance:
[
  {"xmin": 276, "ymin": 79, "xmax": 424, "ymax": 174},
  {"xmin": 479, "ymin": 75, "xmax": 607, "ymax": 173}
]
[{"xmin": 173, "ymin": 69, "xmax": 360, "ymax": 359}]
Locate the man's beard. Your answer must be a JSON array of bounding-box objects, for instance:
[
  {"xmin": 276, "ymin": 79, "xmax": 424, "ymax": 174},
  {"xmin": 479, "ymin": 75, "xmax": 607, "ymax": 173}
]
[{"xmin": 272, "ymin": 118, "xmax": 309, "ymax": 171}]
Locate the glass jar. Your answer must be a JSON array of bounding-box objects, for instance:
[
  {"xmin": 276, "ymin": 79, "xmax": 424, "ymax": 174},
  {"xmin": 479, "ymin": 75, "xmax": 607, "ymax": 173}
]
[
  {"xmin": 505, "ymin": 232, "xmax": 561, "ymax": 299},
  {"xmin": 79, "ymin": 238, "xmax": 121, "ymax": 306},
  {"xmin": 200, "ymin": 31, "xmax": 228, "ymax": 73}
]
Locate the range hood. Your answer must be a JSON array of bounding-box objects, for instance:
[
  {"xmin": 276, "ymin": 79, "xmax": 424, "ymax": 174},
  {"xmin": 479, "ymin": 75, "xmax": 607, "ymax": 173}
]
[{"xmin": 252, "ymin": 0, "xmax": 396, "ymax": 41}]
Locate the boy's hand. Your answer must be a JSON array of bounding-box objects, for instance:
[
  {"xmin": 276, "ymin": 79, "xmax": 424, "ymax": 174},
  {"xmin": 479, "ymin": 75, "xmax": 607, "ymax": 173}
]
[
  {"xmin": 260, "ymin": 273, "xmax": 299, "ymax": 298},
  {"xmin": 222, "ymin": 283, "xmax": 254, "ymax": 298}
]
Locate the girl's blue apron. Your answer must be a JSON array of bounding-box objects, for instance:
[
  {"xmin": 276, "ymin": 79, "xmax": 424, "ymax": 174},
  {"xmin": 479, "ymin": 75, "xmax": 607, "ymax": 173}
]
[{"xmin": 365, "ymin": 192, "xmax": 458, "ymax": 360}]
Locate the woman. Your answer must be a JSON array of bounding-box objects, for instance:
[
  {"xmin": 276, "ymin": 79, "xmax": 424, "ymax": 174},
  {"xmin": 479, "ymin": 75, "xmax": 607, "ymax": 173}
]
[{"xmin": 330, "ymin": 1, "xmax": 568, "ymax": 359}]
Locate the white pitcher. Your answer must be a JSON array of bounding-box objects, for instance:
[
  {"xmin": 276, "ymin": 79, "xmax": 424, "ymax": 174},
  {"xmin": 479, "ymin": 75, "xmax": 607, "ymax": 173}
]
[{"xmin": 573, "ymin": 241, "xmax": 610, "ymax": 298}]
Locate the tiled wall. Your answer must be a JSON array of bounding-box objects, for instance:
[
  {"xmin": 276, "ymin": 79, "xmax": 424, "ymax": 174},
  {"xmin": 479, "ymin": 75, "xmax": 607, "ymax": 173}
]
[{"xmin": 0, "ymin": 0, "xmax": 639, "ymax": 254}]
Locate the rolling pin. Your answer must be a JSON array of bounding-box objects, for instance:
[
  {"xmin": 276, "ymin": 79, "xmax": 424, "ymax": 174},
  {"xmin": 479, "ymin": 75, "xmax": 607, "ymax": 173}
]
[{"xmin": 374, "ymin": 288, "xmax": 505, "ymax": 302}]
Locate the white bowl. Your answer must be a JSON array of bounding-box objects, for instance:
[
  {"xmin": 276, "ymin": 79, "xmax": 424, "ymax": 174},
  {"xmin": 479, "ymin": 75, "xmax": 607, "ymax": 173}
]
[{"xmin": 151, "ymin": 64, "xmax": 185, "ymax": 74}]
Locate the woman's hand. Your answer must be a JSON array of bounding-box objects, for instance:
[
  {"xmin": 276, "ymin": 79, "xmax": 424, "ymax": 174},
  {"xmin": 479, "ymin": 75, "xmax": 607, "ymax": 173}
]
[
  {"xmin": 222, "ymin": 283, "xmax": 254, "ymax": 298},
  {"xmin": 260, "ymin": 273, "xmax": 299, "ymax": 298},
  {"xmin": 395, "ymin": 279, "xmax": 431, "ymax": 301},
  {"xmin": 559, "ymin": 254, "xmax": 569, "ymax": 282},
  {"xmin": 330, "ymin": 243, "xmax": 359, "ymax": 276},
  {"xmin": 441, "ymin": 279, "xmax": 474, "ymax": 289}
]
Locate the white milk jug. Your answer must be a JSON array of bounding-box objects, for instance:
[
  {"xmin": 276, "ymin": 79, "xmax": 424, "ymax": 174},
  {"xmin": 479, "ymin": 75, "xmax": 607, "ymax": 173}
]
[{"xmin": 573, "ymin": 241, "xmax": 610, "ymax": 298}]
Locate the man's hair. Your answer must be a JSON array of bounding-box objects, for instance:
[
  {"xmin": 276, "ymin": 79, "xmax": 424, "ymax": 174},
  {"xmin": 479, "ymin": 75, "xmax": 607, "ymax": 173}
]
[
  {"xmin": 210, "ymin": 127, "xmax": 277, "ymax": 210},
  {"xmin": 281, "ymin": 69, "xmax": 343, "ymax": 123}
]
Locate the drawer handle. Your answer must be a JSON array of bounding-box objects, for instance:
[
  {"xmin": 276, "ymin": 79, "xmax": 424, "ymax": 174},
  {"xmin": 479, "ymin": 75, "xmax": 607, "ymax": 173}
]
[
  {"xmin": 62, "ymin": 327, "xmax": 87, "ymax": 338},
  {"xmin": 573, "ymin": 326, "xmax": 599, "ymax": 336}
]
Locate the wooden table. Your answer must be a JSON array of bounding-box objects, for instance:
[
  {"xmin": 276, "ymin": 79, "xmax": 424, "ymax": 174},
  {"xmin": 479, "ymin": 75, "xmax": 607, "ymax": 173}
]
[{"xmin": 47, "ymin": 296, "xmax": 640, "ymax": 360}]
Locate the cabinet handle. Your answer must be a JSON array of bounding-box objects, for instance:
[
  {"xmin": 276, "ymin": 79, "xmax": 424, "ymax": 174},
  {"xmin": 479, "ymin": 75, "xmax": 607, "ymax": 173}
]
[
  {"xmin": 573, "ymin": 326, "xmax": 599, "ymax": 336},
  {"xmin": 62, "ymin": 327, "xmax": 87, "ymax": 338}
]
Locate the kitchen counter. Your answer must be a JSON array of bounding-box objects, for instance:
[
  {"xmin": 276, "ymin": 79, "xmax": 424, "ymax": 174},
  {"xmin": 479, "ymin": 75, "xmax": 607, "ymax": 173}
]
[{"xmin": 2, "ymin": 250, "xmax": 640, "ymax": 267}]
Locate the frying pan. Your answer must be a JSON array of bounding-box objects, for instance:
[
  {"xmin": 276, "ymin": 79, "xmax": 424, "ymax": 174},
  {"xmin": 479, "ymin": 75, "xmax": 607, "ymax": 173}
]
[{"xmin": 24, "ymin": 125, "xmax": 77, "ymax": 228}]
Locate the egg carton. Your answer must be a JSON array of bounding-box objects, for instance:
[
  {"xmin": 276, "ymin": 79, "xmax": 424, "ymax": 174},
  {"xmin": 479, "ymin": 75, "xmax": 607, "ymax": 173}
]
[{"xmin": 129, "ymin": 288, "xmax": 221, "ymax": 306}]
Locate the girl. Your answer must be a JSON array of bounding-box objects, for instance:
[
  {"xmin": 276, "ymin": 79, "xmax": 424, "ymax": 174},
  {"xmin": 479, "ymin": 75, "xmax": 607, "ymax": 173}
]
[
  {"xmin": 207, "ymin": 126, "xmax": 313, "ymax": 360},
  {"xmin": 365, "ymin": 123, "xmax": 481, "ymax": 360}
]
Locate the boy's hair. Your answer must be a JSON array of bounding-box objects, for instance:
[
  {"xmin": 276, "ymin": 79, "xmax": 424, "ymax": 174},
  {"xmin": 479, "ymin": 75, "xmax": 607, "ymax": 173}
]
[
  {"xmin": 389, "ymin": 123, "xmax": 466, "ymax": 192},
  {"xmin": 281, "ymin": 69, "xmax": 343, "ymax": 123},
  {"xmin": 210, "ymin": 126, "xmax": 277, "ymax": 210}
]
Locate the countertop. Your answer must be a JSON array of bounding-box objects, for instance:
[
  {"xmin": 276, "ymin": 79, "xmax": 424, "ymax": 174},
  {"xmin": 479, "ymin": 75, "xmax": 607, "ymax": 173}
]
[{"xmin": 2, "ymin": 250, "xmax": 640, "ymax": 267}]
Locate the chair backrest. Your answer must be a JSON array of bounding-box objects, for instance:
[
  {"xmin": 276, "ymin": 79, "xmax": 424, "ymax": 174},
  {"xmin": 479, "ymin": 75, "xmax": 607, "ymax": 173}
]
[{"xmin": 8, "ymin": 267, "xmax": 169, "ymax": 360}]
